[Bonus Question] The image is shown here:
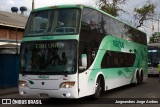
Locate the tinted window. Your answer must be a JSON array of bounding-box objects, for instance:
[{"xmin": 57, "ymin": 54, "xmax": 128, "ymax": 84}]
[
  {"xmin": 101, "ymin": 10, "xmax": 147, "ymax": 45},
  {"xmin": 79, "ymin": 8, "xmax": 106, "ymax": 72},
  {"xmin": 82, "ymin": 8, "xmax": 106, "ymax": 35},
  {"xmin": 20, "ymin": 40, "xmax": 77, "ymax": 75},
  {"xmin": 101, "ymin": 51, "xmax": 135, "ymax": 68}
]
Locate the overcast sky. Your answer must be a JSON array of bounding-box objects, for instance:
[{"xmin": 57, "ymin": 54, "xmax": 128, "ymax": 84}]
[{"xmin": 0, "ymin": 0, "xmax": 160, "ymax": 40}]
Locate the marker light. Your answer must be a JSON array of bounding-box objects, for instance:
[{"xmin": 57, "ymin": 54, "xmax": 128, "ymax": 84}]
[
  {"xmin": 60, "ymin": 81, "xmax": 75, "ymax": 88},
  {"xmin": 19, "ymin": 80, "xmax": 29, "ymax": 88}
]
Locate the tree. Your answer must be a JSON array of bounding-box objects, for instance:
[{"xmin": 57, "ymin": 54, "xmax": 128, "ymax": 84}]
[
  {"xmin": 97, "ymin": 0, "xmax": 156, "ymax": 28},
  {"xmin": 134, "ymin": 3, "xmax": 156, "ymax": 28},
  {"xmin": 97, "ymin": 0, "xmax": 126, "ymax": 17},
  {"xmin": 149, "ymin": 32, "xmax": 160, "ymax": 43}
]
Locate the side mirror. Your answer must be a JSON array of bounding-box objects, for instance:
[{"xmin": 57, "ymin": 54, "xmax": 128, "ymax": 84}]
[{"xmin": 79, "ymin": 54, "xmax": 87, "ymax": 70}]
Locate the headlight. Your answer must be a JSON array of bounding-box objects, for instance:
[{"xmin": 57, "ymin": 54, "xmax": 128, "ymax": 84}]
[
  {"xmin": 59, "ymin": 81, "xmax": 75, "ymax": 88},
  {"xmin": 19, "ymin": 80, "xmax": 29, "ymax": 88}
]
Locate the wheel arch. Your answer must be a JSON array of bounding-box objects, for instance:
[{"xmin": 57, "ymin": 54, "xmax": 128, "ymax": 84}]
[
  {"xmin": 139, "ymin": 68, "xmax": 144, "ymax": 76},
  {"xmin": 94, "ymin": 72, "xmax": 105, "ymax": 93}
]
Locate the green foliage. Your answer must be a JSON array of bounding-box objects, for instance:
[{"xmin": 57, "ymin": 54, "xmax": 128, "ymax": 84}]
[
  {"xmin": 134, "ymin": 3, "xmax": 156, "ymax": 28},
  {"xmin": 98, "ymin": 0, "xmax": 126, "ymax": 17},
  {"xmin": 149, "ymin": 32, "xmax": 160, "ymax": 43},
  {"xmin": 101, "ymin": 5, "xmax": 118, "ymax": 16},
  {"xmin": 97, "ymin": 0, "xmax": 156, "ymax": 29},
  {"xmin": 135, "ymin": 4, "xmax": 155, "ymax": 15}
]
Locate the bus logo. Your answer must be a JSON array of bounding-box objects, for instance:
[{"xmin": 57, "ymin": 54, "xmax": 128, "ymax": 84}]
[
  {"xmin": 41, "ymin": 36, "xmax": 53, "ymax": 40},
  {"xmin": 38, "ymin": 75, "xmax": 49, "ymax": 80},
  {"xmin": 113, "ymin": 39, "xmax": 124, "ymax": 48}
]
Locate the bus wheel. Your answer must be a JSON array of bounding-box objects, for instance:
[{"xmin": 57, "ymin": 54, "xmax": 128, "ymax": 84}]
[
  {"xmin": 134, "ymin": 71, "xmax": 140, "ymax": 86},
  {"xmin": 93, "ymin": 77, "xmax": 102, "ymax": 98},
  {"xmin": 139, "ymin": 71, "xmax": 143, "ymax": 84}
]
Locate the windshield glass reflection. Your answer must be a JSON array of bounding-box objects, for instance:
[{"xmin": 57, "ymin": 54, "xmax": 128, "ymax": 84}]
[
  {"xmin": 24, "ymin": 9, "xmax": 80, "ymax": 36},
  {"xmin": 20, "ymin": 40, "xmax": 77, "ymax": 74}
]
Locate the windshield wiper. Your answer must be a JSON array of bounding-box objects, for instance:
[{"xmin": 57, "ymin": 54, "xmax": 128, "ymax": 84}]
[
  {"xmin": 40, "ymin": 29, "xmax": 50, "ymax": 36},
  {"xmin": 43, "ymin": 31, "xmax": 50, "ymax": 36}
]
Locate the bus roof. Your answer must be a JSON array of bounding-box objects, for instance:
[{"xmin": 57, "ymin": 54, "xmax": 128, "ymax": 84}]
[
  {"xmin": 148, "ymin": 43, "xmax": 160, "ymax": 48},
  {"xmin": 32, "ymin": 4, "xmax": 146, "ymax": 35},
  {"xmin": 32, "ymin": 4, "xmax": 83, "ymax": 12}
]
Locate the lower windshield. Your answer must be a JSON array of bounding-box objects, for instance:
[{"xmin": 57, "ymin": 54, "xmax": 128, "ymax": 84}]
[
  {"xmin": 20, "ymin": 40, "xmax": 77, "ymax": 74},
  {"xmin": 148, "ymin": 48, "xmax": 160, "ymax": 67}
]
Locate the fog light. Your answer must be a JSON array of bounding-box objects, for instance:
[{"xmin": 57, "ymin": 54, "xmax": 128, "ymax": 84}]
[
  {"xmin": 66, "ymin": 93, "xmax": 71, "ymax": 97},
  {"xmin": 19, "ymin": 91, "xmax": 26, "ymax": 95},
  {"xmin": 63, "ymin": 93, "xmax": 71, "ymax": 97}
]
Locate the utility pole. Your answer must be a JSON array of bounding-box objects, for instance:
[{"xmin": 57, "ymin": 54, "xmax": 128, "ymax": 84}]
[
  {"xmin": 152, "ymin": 12, "xmax": 154, "ymax": 34},
  {"xmin": 158, "ymin": 14, "xmax": 159, "ymax": 33},
  {"xmin": 32, "ymin": 0, "xmax": 35, "ymax": 10}
]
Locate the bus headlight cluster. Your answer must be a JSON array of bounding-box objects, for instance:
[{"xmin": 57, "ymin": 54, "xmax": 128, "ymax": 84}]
[
  {"xmin": 59, "ymin": 81, "xmax": 75, "ymax": 88},
  {"xmin": 19, "ymin": 80, "xmax": 29, "ymax": 88}
]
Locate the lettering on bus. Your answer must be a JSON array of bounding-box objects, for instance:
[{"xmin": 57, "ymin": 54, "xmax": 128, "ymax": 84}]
[
  {"xmin": 38, "ymin": 75, "xmax": 49, "ymax": 80},
  {"xmin": 35, "ymin": 43, "xmax": 63, "ymax": 49},
  {"xmin": 41, "ymin": 36, "xmax": 53, "ymax": 40},
  {"xmin": 113, "ymin": 39, "xmax": 124, "ymax": 48}
]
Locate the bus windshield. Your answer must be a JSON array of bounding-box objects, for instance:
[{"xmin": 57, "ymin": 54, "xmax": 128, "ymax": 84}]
[
  {"xmin": 24, "ymin": 8, "xmax": 80, "ymax": 36},
  {"xmin": 148, "ymin": 48, "xmax": 160, "ymax": 67},
  {"xmin": 20, "ymin": 40, "xmax": 77, "ymax": 74}
]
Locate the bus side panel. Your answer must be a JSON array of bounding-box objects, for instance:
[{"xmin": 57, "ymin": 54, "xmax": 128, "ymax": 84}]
[
  {"xmin": 129, "ymin": 41, "xmax": 148, "ymax": 80},
  {"xmin": 78, "ymin": 69, "xmax": 94, "ymax": 98},
  {"xmin": 87, "ymin": 36, "xmax": 148, "ymax": 91}
]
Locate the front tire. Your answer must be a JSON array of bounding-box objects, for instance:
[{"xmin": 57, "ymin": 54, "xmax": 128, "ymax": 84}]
[{"xmin": 93, "ymin": 78, "xmax": 102, "ymax": 98}]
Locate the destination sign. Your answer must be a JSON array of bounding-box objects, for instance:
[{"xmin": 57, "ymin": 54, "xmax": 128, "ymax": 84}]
[{"xmin": 35, "ymin": 43, "xmax": 64, "ymax": 49}]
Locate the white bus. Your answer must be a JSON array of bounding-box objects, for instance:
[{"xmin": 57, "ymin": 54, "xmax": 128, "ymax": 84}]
[
  {"xmin": 19, "ymin": 5, "xmax": 148, "ymax": 98},
  {"xmin": 148, "ymin": 43, "xmax": 160, "ymax": 76}
]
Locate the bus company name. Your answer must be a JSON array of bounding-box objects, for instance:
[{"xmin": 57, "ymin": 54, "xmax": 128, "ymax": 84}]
[
  {"xmin": 38, "ymin": 75, "xmax": 49, "ymax": 80},
  {"xmin": 113, "ymin": 39, "xmax": 124, "ymax": 48},
  {"xmin": 41, "ymin": 36, "xmax": 53, "ymax": 40}
]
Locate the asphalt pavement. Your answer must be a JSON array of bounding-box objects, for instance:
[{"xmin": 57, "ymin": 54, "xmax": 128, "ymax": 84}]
[{"xmin": 0, "ymin": 87, "xmax": 18, "ymax": 96}]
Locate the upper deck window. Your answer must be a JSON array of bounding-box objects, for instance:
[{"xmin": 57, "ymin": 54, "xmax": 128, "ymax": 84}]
[{"xmin": 24, "ymin": 8, "xmax": 80, "ymax": 36}]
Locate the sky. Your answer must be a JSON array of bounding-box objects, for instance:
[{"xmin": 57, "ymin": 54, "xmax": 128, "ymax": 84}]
[{"xmin": 0, "ymin": 0, "xmax": 160, "ymax": 41}]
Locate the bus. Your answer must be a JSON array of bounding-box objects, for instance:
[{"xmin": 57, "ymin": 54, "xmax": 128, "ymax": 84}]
[
  {"xmin": 148, "ymin": 43, "xmax": 160, "ymax": 76},
  {"xmin": 19, "ymin": 5, "xmax": 148, "ymax": 98}
]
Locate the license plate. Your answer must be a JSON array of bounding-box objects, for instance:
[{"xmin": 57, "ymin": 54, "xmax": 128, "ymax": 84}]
[{"xmin": 40, "ymin": 93, "xmax": 49, "ymax": 98}]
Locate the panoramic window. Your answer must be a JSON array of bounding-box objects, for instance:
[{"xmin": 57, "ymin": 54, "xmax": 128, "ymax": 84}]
[{"xmin": 24, "ymin": 8, "xmax": 80, "ymax": 36}]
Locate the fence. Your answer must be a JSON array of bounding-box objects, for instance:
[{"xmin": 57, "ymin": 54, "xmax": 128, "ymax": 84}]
[{"xmin": 0, "ymin": 54, "xmax": 19, "ymax": 88}]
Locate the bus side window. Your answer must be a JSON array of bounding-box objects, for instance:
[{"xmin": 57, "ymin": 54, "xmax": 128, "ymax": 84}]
[
  {"xmin": 101, "ymin": 51, "xmax": 112, "ymax": 68},
  {"xmin": 113, "ymin": 52, "xmax": 118, "ymax": 67}
]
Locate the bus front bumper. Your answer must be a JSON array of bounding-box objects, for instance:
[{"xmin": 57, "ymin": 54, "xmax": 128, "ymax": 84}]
[{"xmin": 19, "ymin": 87, "xmax": 79, "ymax": 98}]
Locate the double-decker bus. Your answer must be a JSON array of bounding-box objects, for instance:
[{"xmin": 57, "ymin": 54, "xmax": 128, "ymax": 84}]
[
  {"xmin": 19, "ymin": 5, "xmax": 148, "ymax": 98},
  {"xmin": 148, "ymin": 43, "xmax": 160, "ymax": 76}
]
